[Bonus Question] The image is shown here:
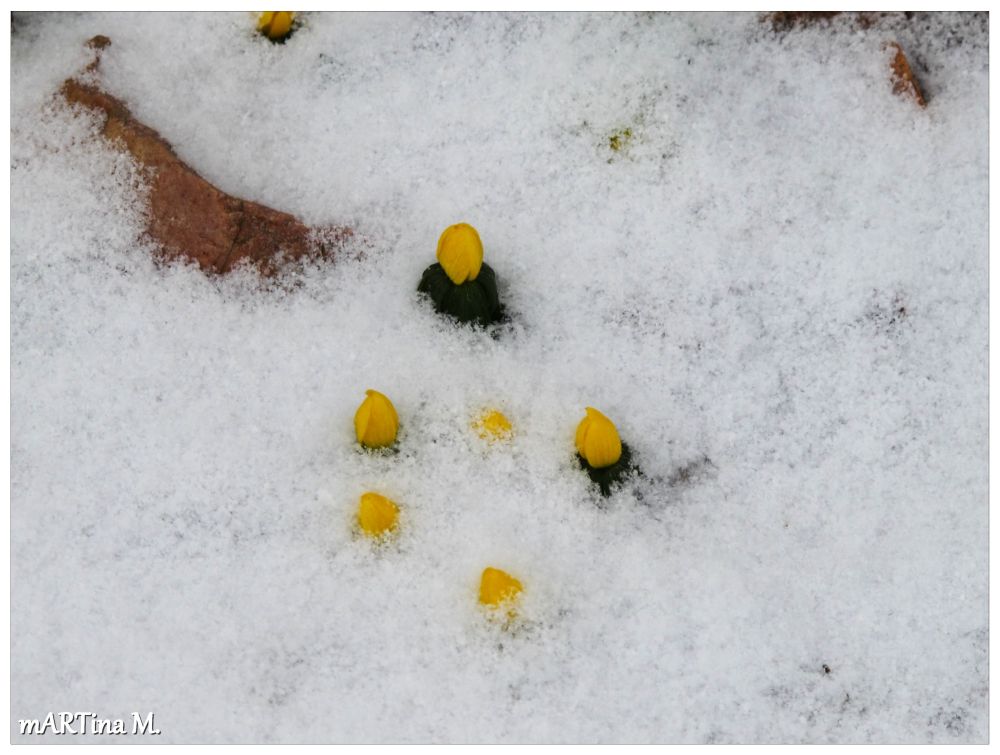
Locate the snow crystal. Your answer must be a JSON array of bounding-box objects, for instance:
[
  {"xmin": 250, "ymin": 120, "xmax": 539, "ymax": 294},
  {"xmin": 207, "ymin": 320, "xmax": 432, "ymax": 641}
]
[{"xmin": 10, "ymin": 11, "xmax": 988, "ymax": 743}]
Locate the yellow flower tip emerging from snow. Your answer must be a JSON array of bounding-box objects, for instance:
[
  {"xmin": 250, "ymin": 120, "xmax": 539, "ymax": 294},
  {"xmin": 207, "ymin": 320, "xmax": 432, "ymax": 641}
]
[
  {"xmin": 473, "ymin": 409, "xmax": 513, "ymax": 442},
  {"xmin": 257, "ymin": 11, "xmax": 294, "ymax": 40},
  {"xmin": 357, "ymin": 492, "xmax": 400, "ymax": 538},
  {"xmin": 479, "ymin": 567, "xmax": 523, "ymax": 608},
  {"xmin": 436, "ymin": 223, "xmax": 484, "ymax": 285},
  {"xmin": 574, "ymin": 406, "xmax": 622, "ymax": 469},
  {"xmin": 354, "ymin": 389, "xmax": 399, "ymax": 449}
]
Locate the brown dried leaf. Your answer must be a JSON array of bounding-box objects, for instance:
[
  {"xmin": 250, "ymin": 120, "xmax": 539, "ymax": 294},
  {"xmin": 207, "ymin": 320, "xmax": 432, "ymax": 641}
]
[
  {"xmin": 61, "ymin": 36, "xmax": 351, "ymax": 276},
  {"xmin": 889, "ymin": 42, "xmax": 927, "ymax": 108}
]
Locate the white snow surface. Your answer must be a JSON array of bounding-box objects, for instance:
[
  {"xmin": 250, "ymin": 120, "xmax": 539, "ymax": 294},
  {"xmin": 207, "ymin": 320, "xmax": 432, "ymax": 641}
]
[{"xmin": 10, "ymin": 11, "xmax": 988, "ymax": 744}]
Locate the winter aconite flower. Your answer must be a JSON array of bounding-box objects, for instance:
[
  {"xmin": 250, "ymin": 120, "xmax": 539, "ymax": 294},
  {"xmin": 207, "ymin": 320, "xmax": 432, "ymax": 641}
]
[
  {"xmin": 479, "ymin": 567, "xmax": 523, "ymax": 608},
  {"xmin": 473, "ymin": 409, "xmax": 513, "ymax": 442},
  {"xmin": 354, "ymin": 389, "xmax": 399, "ymax": 449},
  {"xmin": 574, "ymin": 406, "xmax": 638, "ymax": 496},
  {"xmin": 418, "ymin": 223, "xmax": 503, "ymax": 328},
  {"xmin": 257, "ymin": 12, "xmax": 295, "ymax": 42},
  {"xmin": 437, "ymin": 223, "xmax": 483, "ymax": 285},
  {"xmin": 575, "ymin": 407, "xmax": 622, "ymax": 469},
  {"xmin": 357, "ymin": 492, "xmax": 399, "ymax": 538}
]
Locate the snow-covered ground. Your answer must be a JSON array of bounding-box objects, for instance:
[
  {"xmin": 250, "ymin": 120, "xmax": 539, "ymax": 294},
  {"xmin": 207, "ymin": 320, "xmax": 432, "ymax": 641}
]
[{"xmin": 10, "ymin": 11, "xmax": 988, "ymax": 743}]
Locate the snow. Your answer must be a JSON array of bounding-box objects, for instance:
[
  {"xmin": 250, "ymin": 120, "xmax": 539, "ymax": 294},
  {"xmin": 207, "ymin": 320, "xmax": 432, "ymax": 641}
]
[{"xmin": 10, "ymin": 11, "xmax": 988, "ymax": 743}]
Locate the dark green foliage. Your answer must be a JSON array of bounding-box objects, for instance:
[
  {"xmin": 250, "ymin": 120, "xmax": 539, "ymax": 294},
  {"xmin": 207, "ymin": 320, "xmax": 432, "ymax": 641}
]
[
  {"xmin": 578, "ymin": 443, "xmax": 638, "ymax": 497},
  {"xmin": 417, "ymin": 262, "xmax": 503, "ymax": 328},
  {"xmin": 259, "ymin": 15, "xmax": 298, "ymax": 44}
]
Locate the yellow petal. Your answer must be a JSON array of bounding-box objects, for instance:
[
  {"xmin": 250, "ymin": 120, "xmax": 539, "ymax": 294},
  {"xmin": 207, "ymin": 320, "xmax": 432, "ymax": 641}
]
[
  {"xmin": 354, "ymin": 398, "xmax": 371, "ymax": 443},
  {"xmin": 436, "ymin": 223, "xmax": 483, "ymax": 285},
  {"xmin": 357, "ymin": 492, "xmax": 399, "ymax": 537},
  {"xmin": 473, "ymin": 409, "xmax": 513, "ymax": 442},
  {"xmin": 354, "ymin": 389, "xmax": 399, "ymax": 448},
  {"xmin": 479, "ymin": 567, "xmax": 523, "ymax": 607},
  {"xmin": 576, "ymin": 407, "xmax": 622, "ymax": 468},
  {"xmin": 574, "ymin": 411, "xmax": 591, "ymax": 456}
]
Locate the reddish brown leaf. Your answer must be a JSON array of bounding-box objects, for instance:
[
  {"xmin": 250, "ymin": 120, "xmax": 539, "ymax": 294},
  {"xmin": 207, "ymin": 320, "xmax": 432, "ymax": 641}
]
[{"xmin": 61, "ymin": 36, "xmax": 351, "ymax": 276}]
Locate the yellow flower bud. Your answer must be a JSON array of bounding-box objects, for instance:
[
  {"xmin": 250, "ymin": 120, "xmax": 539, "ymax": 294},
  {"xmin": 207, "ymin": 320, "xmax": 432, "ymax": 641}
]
[
  {"xmin": 357, "ymin": 492, "xmax": 399, "ymax": 537},
  {"xmin": 479, "ymin": 567, "xmax": 523, "ymax": 608},
  {"xmin": 257, "ymin": 11, "xmax": 294, "ymax": 41},
  {"xmin": 574, "ymin": 407, "xmax": 622, "ymax": 469},
  {"xmin": 354, "ymin": 389, "xmax": 399, "ymax": 449},
  {"xmin": 436, "ymin": 223, "xmax": 483, "ymax": 285},
  {"xmin": 473, "ymin": 409, "xmax": 513, "ymax": 442}
]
